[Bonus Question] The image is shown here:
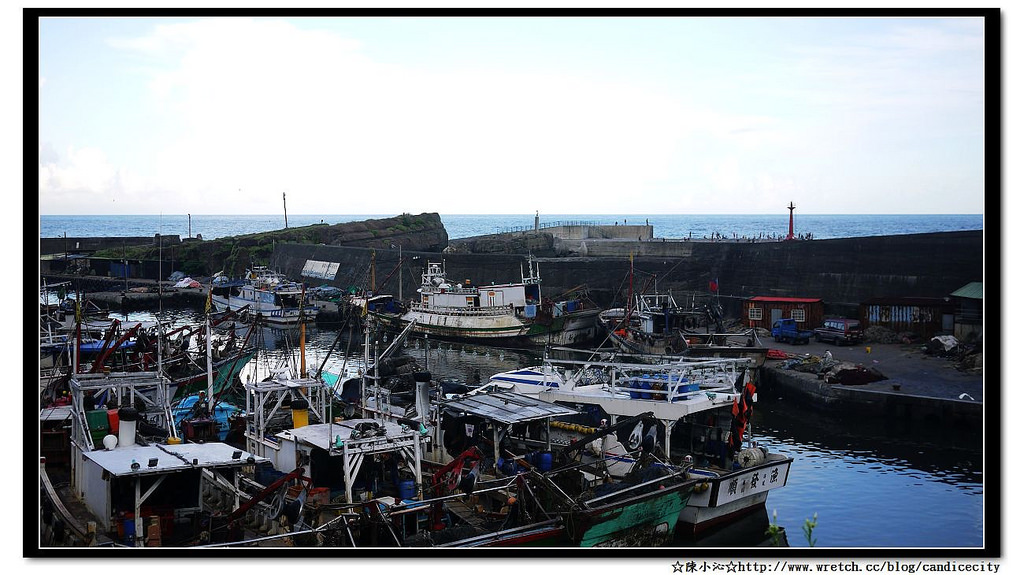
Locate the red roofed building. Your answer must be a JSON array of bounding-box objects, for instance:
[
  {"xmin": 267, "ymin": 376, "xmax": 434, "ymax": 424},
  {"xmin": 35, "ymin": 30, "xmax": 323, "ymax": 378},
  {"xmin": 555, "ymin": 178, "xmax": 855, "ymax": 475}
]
[{"xmin": 745, "ymin": 296, "xmax": 824, "ymax": 331}]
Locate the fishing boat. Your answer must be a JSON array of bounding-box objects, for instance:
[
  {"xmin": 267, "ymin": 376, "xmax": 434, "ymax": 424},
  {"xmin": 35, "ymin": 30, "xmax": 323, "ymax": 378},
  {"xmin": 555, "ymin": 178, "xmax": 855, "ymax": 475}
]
[
  {"xmin": 39, "ymin": 365, "xmax": 269, "ymax": 547},
  {"xmin": 423, "ymin": 393, "xmax": 697, "ymax": 547},
  {"xmin": 598, "ymin": 269, "xmax": 767, "ymax": 367},
  {"xmin": 477, "ymin": 353, "xmax": 793, "ymax": 536},
  {"xmin": 368, "ymin": 257, "xmax": 599, "ymax": 347},
  {"xmin": 211, "ymin": 266, "xmax": 318, "ymax": 326}
]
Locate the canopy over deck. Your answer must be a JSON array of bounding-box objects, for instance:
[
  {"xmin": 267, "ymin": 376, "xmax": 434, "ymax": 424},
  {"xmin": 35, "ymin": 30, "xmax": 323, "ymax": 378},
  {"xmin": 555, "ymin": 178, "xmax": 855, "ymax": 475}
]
[{"xmin": 441, "ymin": 391, "xmax": 579, "ymax": 426}]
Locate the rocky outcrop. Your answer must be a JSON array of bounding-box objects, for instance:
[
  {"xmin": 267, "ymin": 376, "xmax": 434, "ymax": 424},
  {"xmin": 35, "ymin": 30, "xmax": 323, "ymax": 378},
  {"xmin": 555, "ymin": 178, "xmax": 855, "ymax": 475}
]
[{"xmin": 88, "ymin": 213, "xmax": 448, "ymax": 278}]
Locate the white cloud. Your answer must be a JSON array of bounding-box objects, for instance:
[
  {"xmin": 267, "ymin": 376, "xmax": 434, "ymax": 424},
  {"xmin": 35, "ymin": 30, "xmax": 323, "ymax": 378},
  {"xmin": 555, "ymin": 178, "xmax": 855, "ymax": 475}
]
[
  {"xmin": 37, "ymin": 17, "xmax": 986, "ymax": 215},
  {"xmin": 64, "ymin": 18, "xmax": 707, "ymax": 215}
]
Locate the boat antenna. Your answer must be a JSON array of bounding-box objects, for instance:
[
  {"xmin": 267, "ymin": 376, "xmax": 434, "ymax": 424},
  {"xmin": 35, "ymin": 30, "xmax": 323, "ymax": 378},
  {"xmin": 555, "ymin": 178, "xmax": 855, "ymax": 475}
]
[
  {"xmin": 205, "ymin": 281, "xmax": 215, "ymax": 413},
  {"xmin": 299, "ymin": 284, "xmax": 307, "ymax": 378},
  {"xmin": 158, "ymin": 214, "xmax": 163, "ymax": 317}
]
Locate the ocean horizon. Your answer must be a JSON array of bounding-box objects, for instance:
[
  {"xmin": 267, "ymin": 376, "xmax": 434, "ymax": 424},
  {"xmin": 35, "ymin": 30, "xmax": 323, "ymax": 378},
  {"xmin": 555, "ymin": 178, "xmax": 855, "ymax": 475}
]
[{"xmin": 39, "ymin": 213, "xmax": 984, "ymax": 242}]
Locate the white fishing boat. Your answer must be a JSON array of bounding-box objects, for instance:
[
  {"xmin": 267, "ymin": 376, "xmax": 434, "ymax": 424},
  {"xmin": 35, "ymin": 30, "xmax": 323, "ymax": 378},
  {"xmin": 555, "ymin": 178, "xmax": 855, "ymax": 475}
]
[
  {"xmin": 211, "ymin": 266, "xmax": 318, "ymax": 325},
  {"xmin": 599, "ymin": 289, "xmax": 768, "ymax": 367},
  {"xmin": 475, "ymin": 353, "xmax": 793, "ymax": 536},
  {"xmin": 368, "ymin": 257, "xmax": 599, "ymax": 346}
]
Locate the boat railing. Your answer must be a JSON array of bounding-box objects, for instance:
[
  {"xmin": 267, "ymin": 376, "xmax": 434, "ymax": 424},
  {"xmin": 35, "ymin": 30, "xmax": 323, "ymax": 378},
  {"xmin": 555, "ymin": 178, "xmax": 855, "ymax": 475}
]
[
  {"xmin": 550, "ymin": 356, "xmax": 748, "ymax": 403},
  {"xmin": 608, "ymin": 374, "xmax": 735, "ymax": 403},
  {"xmin": 408, "ymin": 303, "xmax": 515, "ymax": 317}
]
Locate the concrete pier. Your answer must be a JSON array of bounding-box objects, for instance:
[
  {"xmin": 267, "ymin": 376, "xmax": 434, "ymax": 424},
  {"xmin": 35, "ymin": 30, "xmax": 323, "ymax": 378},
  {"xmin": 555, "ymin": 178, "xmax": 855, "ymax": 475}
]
[{"xmin": 757, "ymin": 339, "xmax": 983, "ymax": 427}]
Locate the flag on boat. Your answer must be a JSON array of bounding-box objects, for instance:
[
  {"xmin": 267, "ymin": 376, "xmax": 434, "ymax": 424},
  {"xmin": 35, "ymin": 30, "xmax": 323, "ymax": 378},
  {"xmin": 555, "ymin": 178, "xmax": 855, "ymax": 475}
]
[
  {"xmin": 204, "ymin": 287, "xmax": 213, "ymax": 315},
  {"xmin": 709, "ymin": 277, "xmax": 719, "ymax": 293}
]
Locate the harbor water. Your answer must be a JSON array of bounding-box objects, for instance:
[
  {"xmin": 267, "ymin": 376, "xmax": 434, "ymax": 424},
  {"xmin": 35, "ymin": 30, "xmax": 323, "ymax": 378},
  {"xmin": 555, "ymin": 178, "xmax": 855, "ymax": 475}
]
[{"xmin": 97, "ymin": 308, "xmax": 985, "ymax": 548}]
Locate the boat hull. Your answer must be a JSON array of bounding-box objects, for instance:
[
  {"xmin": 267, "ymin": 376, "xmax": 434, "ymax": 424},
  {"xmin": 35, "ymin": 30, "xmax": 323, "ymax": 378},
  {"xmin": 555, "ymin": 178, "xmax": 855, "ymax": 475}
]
[
  {"xmin": 574, "ymin": 482, "xmax": 692, "ymax": 547},
  {"xmin": 680, "ymin": 455, "xmax": 793, "ymax": 536},
  {"xmin": 211, "ymin": 295, "xmax": 316, "ymax": 325},
  {"xmin": 371, "ymin": 307, "xmax": 599, "ymax": 347},
  {"xmin": 601, "ymin": 318, "xmax": 768, "ymax": 367}
]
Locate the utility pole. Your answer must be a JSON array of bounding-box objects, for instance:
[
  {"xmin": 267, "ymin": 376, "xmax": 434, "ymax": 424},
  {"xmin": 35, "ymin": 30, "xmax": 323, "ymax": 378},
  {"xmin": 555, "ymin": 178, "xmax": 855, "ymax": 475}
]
[
  {"xmin": 188, "ymin": 213, "xmax": 191, "ymax": 238},
  {"xmin": 283, "ymin": 192, "xmax": 289, "ymax": 229}
]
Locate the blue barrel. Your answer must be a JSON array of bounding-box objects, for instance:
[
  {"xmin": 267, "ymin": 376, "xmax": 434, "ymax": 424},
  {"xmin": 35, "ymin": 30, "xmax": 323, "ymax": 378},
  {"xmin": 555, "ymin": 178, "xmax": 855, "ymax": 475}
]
[
  {"xmin": 538, "ymin": 452, "xmax": 553, "ymax": 472},
  {"xmin": 640, "ymin": 381, "xmax": 652, "ymax": 399},
  {"xmin": 123, "ymin": 516, "xmax": 136, "ymax": 545},
  {"xmin": 398, "ymin": 480, "xmax": 416, "ymax": 500}
]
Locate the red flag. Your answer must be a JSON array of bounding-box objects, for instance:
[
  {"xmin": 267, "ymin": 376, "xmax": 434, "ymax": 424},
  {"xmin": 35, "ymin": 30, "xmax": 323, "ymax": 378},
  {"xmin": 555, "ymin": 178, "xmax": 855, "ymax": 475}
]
[{"xmin": 709, "ymin": 278, "xmax": 719, "ymax": 293}]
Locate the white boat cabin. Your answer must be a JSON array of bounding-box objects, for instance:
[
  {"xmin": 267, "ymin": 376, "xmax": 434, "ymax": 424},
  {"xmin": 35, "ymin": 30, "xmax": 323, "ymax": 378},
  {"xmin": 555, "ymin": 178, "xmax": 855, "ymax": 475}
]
[{"xmin": 416, "ymin": 259, "xmax": 542, "ymax": 310}]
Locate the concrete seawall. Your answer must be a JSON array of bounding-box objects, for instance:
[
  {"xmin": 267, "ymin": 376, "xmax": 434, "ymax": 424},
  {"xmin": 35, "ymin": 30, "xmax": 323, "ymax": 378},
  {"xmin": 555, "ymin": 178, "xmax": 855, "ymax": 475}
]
[
  {"xmin": 271, "ymin": 230, "xmax": 982, "ymax": 317},
  {"xmin": 759, "ymin": 364, "xmax": 982, "ymax": 426}
]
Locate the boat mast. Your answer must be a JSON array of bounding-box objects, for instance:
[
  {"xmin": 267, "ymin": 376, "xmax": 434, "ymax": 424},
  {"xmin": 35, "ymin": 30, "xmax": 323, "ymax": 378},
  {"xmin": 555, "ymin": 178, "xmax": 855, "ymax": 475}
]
[
  {"xmin": 205, "ymin": 284, "xmax": 214, "ymax": 412},
  {"xmin": 283, "ymin": 192, "xmax": 289, "ymax": 229},
  {"xmin": 370, "ymin": 250, "xmax": 376, "ymax": 294},
  {"xmin": 627, "ymin": 252, "xmax": 634, "ymax": 322}
]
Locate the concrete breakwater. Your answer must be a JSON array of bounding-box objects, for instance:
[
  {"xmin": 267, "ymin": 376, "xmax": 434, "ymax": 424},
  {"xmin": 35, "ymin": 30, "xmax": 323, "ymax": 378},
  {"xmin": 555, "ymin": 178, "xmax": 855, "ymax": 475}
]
[
  {"xmin": 760, "ymin": 364, "xmax": 982, "ymax": 426},
  {"xmin": 271, "ymin": 230, "xmax": 982, "ymax": 318}
]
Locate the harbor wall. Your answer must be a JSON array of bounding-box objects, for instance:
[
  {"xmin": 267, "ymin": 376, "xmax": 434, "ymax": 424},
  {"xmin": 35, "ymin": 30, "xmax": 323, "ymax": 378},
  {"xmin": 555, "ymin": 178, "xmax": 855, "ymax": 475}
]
[
  {"xmin": 759, "ymin": 365, "xmax": 982, "ymax": 426},
  {"xmin": 40, "ymin": 235, "xmax": 182, "ymax": 255},
  {"xmin": 271, "ymin": 230, "xmax": 983, "ymax": 318}
]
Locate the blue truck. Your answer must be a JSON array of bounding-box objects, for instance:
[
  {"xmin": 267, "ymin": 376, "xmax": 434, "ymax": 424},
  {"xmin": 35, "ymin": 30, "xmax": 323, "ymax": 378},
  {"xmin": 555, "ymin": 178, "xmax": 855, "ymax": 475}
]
[{"xmin": 771, "ymin": 318, "xmax": 814, "ymax": 344}]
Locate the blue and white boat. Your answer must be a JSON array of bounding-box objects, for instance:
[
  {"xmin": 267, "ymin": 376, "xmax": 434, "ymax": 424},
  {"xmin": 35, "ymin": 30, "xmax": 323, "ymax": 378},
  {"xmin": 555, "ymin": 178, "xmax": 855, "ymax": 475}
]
[
  {"xmin": 210, "ymin": 266, "xmax": 318, "ymax": 325},
  {"xmin": 479, "ymin": 354, "xmax": 793, "ymax": 536}
]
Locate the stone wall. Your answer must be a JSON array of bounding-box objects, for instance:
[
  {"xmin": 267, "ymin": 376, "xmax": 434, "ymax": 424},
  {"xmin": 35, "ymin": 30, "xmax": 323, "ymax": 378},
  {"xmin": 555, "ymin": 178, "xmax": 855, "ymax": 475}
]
[{"xmin": 271, "ymin": 230, "xmax": 983, "ymax": 319}]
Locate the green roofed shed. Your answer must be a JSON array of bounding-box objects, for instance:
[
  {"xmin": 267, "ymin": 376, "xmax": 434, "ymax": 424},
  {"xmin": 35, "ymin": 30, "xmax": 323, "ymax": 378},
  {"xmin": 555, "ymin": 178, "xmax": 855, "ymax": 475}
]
[{"xmin": 950, "ymin": 282, "xmax": 983, "ymax": 300}]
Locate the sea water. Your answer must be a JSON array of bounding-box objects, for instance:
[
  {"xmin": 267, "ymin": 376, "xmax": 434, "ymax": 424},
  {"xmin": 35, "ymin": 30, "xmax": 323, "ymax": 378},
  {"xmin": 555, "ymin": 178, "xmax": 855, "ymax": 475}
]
[{"xmin": 39, "ymin": 213, "xmax": 983, "ymax": 241}]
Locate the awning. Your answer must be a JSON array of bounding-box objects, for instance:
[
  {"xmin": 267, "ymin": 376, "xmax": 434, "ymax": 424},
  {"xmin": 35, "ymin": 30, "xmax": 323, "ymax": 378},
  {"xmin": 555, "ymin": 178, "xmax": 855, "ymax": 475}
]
[{"xmin": 440, "ymin": 391, "xmax": 579, "ymax": 425}]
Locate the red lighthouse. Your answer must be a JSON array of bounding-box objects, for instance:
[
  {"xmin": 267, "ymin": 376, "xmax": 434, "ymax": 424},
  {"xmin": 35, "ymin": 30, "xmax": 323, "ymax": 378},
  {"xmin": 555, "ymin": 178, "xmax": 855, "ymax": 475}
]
[{"xmin": 785, "ymin": 201, "xmax": 796, "ymax": 241}]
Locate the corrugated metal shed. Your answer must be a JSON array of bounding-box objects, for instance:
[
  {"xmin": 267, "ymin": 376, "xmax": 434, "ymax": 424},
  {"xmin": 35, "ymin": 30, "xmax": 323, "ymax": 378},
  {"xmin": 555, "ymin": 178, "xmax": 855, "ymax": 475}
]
[
  {"xmin": 859, "ymin": 297, "xmax": 954, "ymax": 338},
  {"xmin": 442, "ymin": 391, "xmax": 579, "ymax": 425},
  {"xmin": 950, "ymin": 282, "xmax": 983, "ymax": 300}
]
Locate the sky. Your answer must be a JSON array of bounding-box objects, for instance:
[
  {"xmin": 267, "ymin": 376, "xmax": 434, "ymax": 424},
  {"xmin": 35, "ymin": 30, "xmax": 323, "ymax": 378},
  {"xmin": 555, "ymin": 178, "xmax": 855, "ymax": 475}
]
[{"xmin": 35, "ymin": 15, "xmax": 988, "ymax": 216}]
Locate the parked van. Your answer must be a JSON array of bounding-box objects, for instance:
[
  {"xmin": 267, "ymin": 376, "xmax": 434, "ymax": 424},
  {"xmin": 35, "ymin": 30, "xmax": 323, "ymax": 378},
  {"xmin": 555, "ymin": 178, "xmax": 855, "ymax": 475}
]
[{"xmin": 813, "ymin": 319, "xmax": 863, "ymax": 345}]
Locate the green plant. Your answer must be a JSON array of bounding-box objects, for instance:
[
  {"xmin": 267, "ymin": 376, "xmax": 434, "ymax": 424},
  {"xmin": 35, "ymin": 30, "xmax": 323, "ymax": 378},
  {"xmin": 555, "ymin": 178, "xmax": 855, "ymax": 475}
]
[
  {"xmin": 802, "ymin": 513, "xmax": 818, "ymax": 547},
  {"xmin": 765, "ymin": 510, "xmax": 818, "ymax": 547},
  {"xmin": 765, "ymin": 510, "xmax": 784, "ymax": 546}
]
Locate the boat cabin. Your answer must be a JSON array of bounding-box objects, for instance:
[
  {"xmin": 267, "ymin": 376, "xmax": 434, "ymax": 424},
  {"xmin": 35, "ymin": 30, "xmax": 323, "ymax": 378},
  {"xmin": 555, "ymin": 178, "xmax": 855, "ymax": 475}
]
[
  {"xmin": 77, "ymin": 441, "xmax": 265, "ymax": 546},
  {"xmin": 265, "ymin": 420, "xmax": 427, "ymax": 505}
]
